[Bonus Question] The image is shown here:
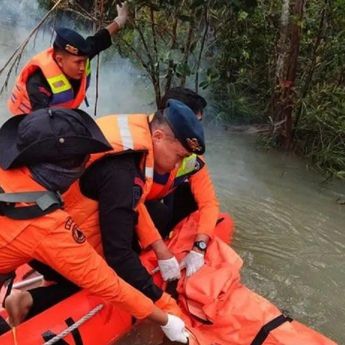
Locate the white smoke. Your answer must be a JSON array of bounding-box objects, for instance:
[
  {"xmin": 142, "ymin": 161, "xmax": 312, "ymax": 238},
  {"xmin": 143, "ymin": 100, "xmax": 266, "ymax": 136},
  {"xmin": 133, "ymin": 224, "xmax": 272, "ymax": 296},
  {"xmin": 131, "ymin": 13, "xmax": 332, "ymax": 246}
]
[{"xmin": 0, "ymin": 0, "xmax": 155, "ymax": 124}]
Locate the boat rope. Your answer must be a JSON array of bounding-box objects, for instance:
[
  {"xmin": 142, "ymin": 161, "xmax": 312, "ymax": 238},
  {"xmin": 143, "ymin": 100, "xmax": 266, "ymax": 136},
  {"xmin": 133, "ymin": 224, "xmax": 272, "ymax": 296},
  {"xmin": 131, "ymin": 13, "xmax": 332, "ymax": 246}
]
[{"xmin": 43, "ymin": 303, "xmax": 104, "ymax": 345}]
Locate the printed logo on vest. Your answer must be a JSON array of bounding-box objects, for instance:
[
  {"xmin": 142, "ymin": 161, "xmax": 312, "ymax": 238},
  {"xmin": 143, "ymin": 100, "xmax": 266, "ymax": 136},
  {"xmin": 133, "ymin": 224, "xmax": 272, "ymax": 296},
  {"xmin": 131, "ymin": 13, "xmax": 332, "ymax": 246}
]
[
  {"xmin": 52, "ymin": 80, "xmax": 66, "ymax": 88},
  {"xmin": 65, "ymin": 216, "xmax": 86, "ymax": 244}
]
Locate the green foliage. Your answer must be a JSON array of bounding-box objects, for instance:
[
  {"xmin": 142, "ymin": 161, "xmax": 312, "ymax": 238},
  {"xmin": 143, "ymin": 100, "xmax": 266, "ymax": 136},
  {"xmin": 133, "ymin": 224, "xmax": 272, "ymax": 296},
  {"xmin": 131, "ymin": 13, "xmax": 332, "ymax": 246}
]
[
  {"xmin": 114, "ymin": 0, "xmax": 210, "ymax": 97},
  {"xmin": 295, "ymin": 83, "xmax": 345, "ymax": 177},
  {"xmin": 208, "ymin": 0, "xmax": 345, "ymax": 176},
  {"xmin": 212, "ymin": 83, "xmax": 265, "ymax": 124},
  {"xmin": 204, "ymin": 0, "xmax": 274, "ymax": 124},
  {"xmin": 35, "ymin": 0, "xmax": 345, "ymax": 176}
]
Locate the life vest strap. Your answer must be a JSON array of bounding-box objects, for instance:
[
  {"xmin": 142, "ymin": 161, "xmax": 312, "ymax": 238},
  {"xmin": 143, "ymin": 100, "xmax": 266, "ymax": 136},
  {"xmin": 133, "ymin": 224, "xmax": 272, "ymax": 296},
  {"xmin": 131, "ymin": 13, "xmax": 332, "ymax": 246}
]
[
  {"xmin": 0, "ymin": 271, "xmax": 15, "ymax": 309},
  {"xmin": 0, "ymin": 315, "xmax": 11, "ymax": 336},
  {"xmin": 250, "ymin": 312, "xmax": 293, "ymax": 345},
  {"xmin": 0, "ymin": 191, "xmax": 64, "ymax": 220},
  {"xmin": 65, "ymin": 317, "xmax": 83, "ymax": 345}
]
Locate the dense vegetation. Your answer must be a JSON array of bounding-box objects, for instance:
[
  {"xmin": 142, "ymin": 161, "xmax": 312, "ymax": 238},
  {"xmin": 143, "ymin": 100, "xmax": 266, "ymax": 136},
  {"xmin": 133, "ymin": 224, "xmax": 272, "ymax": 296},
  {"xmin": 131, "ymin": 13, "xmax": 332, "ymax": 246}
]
[{"xmin": 30, "ymin": 1, "xmax": 345, "ymax": 177}]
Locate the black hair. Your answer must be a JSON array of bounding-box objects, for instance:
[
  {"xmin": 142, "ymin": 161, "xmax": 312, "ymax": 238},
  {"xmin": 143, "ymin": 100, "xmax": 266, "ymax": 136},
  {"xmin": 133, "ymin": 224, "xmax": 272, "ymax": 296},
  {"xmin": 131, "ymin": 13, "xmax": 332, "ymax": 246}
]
[
  {"xmin": 150, "ymin": 110, "xmax": 169, "ymax": 129},
  {"xmin": 53, "ymin": 43, "xmax": 68, "ymax": 55},
  {"xmin": 159, "ymin": 87, "xmax": 207, "ymax": 114}
]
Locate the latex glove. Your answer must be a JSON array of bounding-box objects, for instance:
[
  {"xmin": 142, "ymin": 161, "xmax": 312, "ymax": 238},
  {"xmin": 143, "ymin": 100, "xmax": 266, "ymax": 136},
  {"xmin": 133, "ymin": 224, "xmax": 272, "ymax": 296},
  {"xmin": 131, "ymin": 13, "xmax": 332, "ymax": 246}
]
[
  {"xmin": 183, "ymin": 250, "xmax": 204, "ymax": 277},
  {"xmin": 114, "ymin": 2, "xmax": 128, "ymax": 29},
  {"xmin": 161, "ymin": 314, "xmax": 189, "ymax": 343},
  {"xmin": 158, "ymin": 256, "xmax": 181, "ymax": 281}
]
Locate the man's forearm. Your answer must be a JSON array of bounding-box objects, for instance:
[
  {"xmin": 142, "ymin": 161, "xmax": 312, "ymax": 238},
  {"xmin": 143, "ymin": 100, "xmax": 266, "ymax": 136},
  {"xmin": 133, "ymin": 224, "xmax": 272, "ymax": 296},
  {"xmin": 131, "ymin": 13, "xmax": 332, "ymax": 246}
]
[{"xmin": 105, "ymin": 21, "xmax": 121, "ymax": 38}]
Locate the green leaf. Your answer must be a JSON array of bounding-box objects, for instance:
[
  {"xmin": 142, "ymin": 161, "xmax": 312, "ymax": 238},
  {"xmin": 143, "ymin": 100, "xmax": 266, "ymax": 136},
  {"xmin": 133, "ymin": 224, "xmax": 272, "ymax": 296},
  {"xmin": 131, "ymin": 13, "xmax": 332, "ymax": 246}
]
[
  {"xmin": 199, "ymin": 80, "xmax": 209, "ymax": 89},
  {"xmin": 238, "ymin": 10, "xmax": 248, "ymax": 21},
  {"xmin": 177, "ymin": 14, "xmax": 193, "ymax": 22},
  {"xmin": 190, "ymin": 0, "xmax": 206, "ymax": 9}
]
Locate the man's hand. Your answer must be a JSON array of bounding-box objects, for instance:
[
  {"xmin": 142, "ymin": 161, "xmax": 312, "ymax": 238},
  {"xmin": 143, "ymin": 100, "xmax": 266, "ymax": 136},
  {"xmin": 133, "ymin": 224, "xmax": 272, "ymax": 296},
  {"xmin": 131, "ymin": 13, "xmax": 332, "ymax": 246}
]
[
  {"xmin": 160, "ymin": 314, "xmax": 189, "ymax": 343},
  {"xmin": 182, "ymin": 250, "xmax": 204, "ymax": 277},
  {"xmin": 158, "ymin": 256, "xmax": 181, "ymax": 281},
  {"xmin": 180, "ymin": 233, "xmax": 209, "ymax": 277},
  {"xmin": 114, "ymin": 2, "xmax": 128, "ymax": 29},
  {"xmin": 152, "ymin": 239, "xmax": 180, "ymax": 281}
]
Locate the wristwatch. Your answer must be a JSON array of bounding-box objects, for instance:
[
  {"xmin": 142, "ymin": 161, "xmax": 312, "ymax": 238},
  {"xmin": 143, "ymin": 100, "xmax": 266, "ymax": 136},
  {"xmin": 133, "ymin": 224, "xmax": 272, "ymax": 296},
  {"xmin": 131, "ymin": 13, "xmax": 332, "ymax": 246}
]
[{"xmin": 193, "ymin": 240, "xmax": 207, "ymax": 252}]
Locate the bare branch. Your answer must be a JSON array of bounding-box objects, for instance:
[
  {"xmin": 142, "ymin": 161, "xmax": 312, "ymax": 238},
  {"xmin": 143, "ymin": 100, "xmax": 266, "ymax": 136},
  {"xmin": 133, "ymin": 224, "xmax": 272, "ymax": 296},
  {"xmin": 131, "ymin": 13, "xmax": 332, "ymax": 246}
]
[{"xmin": 0, "ymin": 0, "xmax": 66, "ymax": 93}]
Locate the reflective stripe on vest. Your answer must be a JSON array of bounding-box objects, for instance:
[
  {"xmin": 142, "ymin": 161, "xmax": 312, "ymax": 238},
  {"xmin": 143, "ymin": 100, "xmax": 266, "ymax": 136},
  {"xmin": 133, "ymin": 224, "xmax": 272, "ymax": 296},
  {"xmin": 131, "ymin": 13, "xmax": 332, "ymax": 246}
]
[
  {"xmin": 0, "ymin": 166, "xmax": 68, "ymax": 245},
  {"xmin": 86, "ymin": 59, "xmax": 91, "ymax": 89},
  {"xmin": 0, "ymin": 190, "xmax": 63, "ymax": 220},
  {"xmin": 173, "ymin": 154, "xmax": 203, "ymax": 188},
  {"xmin": 90, "ymin": 114, "xmax": 155, "ymax": 202},
  {"xmin": 117, "ymin": 115, "xmax": 135, "ymax": 149},
  {"xmin": 48, "ymin": 59, "xmax": 91, "ymax": 106},
  {"xmin": 176, "ymin": 154, "xmax": 198, "ymax": 178},
  {"xmin": 148, "ymin": 155, "xmax": 202, "ymax": 201}
]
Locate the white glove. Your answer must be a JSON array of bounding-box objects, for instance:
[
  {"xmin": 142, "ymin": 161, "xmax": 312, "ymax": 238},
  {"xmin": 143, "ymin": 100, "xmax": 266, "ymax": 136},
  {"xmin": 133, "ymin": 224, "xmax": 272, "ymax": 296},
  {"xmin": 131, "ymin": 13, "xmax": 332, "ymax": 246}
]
[
  {"xmin": 114, "ymin": 2, "xmax": 128, "ymax": 29},
  {"xmin": 183, "ymin": 250, "xmax": 205, "ymax": 277},
  {"xmin": 158, "ymin": 256, "xmax": 181, "ymax": 281},
  {"xmin": 161, "ymin": 314, "xmax": 189, "ymax": 343}
]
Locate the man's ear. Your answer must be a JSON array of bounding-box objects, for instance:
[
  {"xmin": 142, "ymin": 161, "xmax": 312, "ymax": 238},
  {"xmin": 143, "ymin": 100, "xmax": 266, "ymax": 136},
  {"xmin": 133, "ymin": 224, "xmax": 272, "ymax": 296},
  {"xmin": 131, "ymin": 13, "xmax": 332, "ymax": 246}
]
[
  {"xmin": 54, "ymin": 53, "xmax": 64, "ymax": 68},
  {"xmin": 151, "ymin": 128, "xmax": 164, "ymax": 143}
]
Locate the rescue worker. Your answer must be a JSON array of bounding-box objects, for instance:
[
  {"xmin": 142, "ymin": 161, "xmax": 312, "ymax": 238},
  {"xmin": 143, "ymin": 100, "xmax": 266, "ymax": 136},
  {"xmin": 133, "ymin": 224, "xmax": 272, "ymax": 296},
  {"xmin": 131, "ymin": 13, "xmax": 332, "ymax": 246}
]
[
  {"xmin": 160, "ymin": 87, "xmax": 207, "ymax": 120},
  {"xmin": 7, "ymin": 2, "xmax": 128, "ymax": 115},
  {"xmin": 0, "ymin": 108, "xmax": 189, "ymax": 344},
  {"xmin": 72, "ymin": 99, "xmax": 205, "ymax": 308},
  {"xmin": 145, "ymin": 87, "xmax": 220, "ymax": 280},
  {"xmin": 5, "ymin": 100, "xmax": 205, "ymax": 326}
]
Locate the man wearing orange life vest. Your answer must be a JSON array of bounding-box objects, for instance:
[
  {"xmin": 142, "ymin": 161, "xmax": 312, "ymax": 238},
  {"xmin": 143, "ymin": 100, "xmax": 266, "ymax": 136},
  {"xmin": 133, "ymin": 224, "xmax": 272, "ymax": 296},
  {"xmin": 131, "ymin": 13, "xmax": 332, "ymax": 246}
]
[
  {"xmin": 144, "ymin": 87, "xmax": 220, "ymax": 280},
  {"xmin": 29, "ymin": 100, "xmax": 200, "ymax": 309},
  {"xmin": 7, "ymin": 2, "xmax": 128, "ymax": 115},
  {"xmin": 0, "ymin": 108, "xmax": 189, "ymax": 343},
  {"xmin": 66, "ymin": 100, "xmax": 205, "ymax": 304}
]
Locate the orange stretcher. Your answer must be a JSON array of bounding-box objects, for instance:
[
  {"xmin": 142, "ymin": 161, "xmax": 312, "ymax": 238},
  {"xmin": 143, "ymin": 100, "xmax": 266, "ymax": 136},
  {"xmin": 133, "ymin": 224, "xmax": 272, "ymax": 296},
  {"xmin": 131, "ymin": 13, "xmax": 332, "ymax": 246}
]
[{"xmin": 0, "ymin": 212, "xmax": 337, "ymax": 345}]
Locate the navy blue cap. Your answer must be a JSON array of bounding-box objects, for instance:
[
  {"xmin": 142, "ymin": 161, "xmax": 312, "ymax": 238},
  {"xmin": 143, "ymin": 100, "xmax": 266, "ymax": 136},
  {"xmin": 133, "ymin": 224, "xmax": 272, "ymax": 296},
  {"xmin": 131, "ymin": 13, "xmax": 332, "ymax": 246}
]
[
  {"xmin": 0, "ymin": 108, "xmax": 112, "ymax": 169},
  {"xmin": 53, "ymin": 27, "xmax": 90, "ymax": 56},
  {"xmin": 164, "ymin": 99, "xmax": 205, "ymax": 155}
]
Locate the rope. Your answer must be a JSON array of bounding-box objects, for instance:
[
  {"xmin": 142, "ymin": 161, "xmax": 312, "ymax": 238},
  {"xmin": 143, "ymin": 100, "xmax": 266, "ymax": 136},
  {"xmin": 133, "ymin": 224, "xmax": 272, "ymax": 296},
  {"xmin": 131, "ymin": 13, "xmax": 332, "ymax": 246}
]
[
  {"xmin": 43, "ymin": 303, "xmax": 104, "ymax": 345},
  {"xmin": 11, "ymin": 326, "xmax": 18, "ymax": 345}
]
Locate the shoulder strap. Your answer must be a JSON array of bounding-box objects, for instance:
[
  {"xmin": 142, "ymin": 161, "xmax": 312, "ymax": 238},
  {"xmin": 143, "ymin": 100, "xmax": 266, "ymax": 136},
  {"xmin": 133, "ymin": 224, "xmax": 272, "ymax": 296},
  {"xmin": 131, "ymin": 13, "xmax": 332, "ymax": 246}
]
[
  {"xmin": 250, "ymin": 313, "xmax": 293, "ymax": 345},
  {"xmin": 0, "ymin": 191, "xmax": 64, "ymax": 220}
]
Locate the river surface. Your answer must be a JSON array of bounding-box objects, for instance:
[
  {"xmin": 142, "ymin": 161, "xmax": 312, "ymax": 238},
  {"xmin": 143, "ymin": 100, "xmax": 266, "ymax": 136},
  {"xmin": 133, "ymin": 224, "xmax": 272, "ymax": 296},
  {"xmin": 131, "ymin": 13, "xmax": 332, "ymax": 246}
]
[
  {"xmin": 0, "ymin": 6, "xmax": 344, "ymax": 345},
  {"xmin": 117, "ymin": 131, "xmax": 345, "ymax": 345}
]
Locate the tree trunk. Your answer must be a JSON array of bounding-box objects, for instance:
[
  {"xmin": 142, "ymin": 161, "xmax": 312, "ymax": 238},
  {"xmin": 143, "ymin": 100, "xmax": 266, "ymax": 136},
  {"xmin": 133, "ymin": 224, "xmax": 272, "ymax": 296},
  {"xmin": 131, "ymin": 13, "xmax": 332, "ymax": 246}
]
[
  {"xmin": 271, "ymin": 0, "xmax": 305, "ymax": 149},
  {"xmin": 195, "ymin": 4, "xmax": 209, "ymax": 92}
]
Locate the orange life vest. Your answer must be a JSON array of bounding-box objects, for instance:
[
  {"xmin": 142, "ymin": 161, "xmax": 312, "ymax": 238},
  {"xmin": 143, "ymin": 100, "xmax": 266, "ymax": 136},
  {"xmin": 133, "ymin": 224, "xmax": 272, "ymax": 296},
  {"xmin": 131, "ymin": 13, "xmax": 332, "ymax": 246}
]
[
  {"xmin": 64, "ymin": 114, "xmax": 155, "ymax": 252},
  {"xmin": 0, "ymin": 165, "xmax": 155, "ymax": 320},
  {"xmin": 147, "ymin": 154, "xmax": 204, "ymax": 200},
  {"xmin": 0, "ymin": 167, "xmax": 66, "ymax": 271},
  {"xmin": 89, "ymin": 114, "xmax": 154, "ymax": 200},
  {"xmin": 7, "ymin": 48, "xmax": 91, "ymax": 115}
]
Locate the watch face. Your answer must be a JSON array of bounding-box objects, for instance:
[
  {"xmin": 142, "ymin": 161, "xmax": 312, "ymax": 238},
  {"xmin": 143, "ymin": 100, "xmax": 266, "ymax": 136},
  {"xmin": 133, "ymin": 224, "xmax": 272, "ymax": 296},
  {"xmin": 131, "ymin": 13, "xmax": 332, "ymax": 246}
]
[{"xmin": 195, "ymin": 241, "xmax": 207, "ymax": 250}]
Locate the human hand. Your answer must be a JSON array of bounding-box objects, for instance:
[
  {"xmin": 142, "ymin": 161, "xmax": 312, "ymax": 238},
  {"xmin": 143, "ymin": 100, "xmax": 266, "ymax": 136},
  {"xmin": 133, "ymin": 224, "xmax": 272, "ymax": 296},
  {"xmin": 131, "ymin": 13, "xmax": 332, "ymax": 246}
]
[
  {"xmin": 114, "ymin": 2, "xmax": 128, "ymax": 29},
  {"xmin": 158, "ymin": 256, "xmax": 181, "ymax": 281},
  {"xmin": 182, "ymin": 250, "xmax": 204, "ymax": 277},
  {"xmin": 160, "ymin": 314, "xmax": 189, "ymax": 343}
]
